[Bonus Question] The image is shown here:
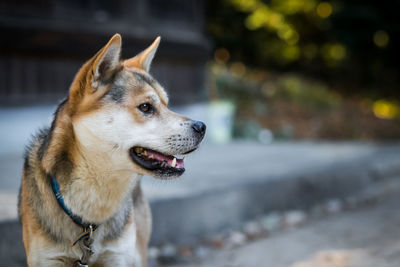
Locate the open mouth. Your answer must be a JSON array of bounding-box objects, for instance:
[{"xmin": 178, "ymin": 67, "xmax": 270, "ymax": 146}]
[{"xmin": 129, "ymin": 147, "xmax": 186, "ymax": 177}]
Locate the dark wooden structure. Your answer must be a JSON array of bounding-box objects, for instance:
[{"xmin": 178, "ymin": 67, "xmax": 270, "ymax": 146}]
[{"xmin": 0, "ymin": 0, "xmax": 209, "ymax": 106}]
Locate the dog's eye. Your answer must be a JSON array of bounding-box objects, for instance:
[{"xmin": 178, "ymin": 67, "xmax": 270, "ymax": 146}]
[{"xmin": 138, "ymin": 103, "xmax": 154, "ymax": 114}]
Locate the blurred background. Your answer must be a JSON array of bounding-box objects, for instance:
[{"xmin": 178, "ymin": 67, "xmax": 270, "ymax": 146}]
[{"xmin": 1, "ymin": 0, "xmax": 400, "ymax": 266}]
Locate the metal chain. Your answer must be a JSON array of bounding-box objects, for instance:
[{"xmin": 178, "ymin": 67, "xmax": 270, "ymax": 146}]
[{"xmin": 73, "ymin": 225, "xmax": 94, "ymax": 267}]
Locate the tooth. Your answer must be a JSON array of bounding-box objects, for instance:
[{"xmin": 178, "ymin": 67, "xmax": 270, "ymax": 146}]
[
  {"xmin": 182, "ymin": 156, "xmax": 185, "ymax": 162},
  {"xmin": 143, "ymin": 151, "xmax": 148, "ymax": 156},
  {"xmin": 135, "ymin": 148, "xmax": 141, "ymax": 153},
  {"xmin": 171, "ymin": 158, "xmax": 177, "ymax": 167}
]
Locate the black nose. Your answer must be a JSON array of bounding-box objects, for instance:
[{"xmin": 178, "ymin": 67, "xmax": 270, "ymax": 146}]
[{"xmin": 192, "ymin": 121, "xmax": 206, "ymax": 136}]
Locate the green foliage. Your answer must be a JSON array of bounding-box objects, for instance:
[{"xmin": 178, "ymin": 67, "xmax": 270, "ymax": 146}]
[{"xmin": 207, "ymin": 0, "xmax": 400, "ymax": 98}]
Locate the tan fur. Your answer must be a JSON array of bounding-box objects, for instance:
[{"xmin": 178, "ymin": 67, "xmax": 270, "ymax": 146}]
[
  {"xmin": 132, "ymin": 186, "xmax": 152, "ymax": 267},
  {"xmin": 124, "ymin": 37, "xmax": 161, "ymax": 72},
  {"xmin": 20, "ymin": 34, "xmax": 204, "ymax": 266}
]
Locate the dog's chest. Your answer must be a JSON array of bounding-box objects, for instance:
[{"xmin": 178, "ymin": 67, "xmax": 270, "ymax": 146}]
[
  {"xmin": 51, "ymin": 222, "xmax": 141, "ymax": 266},
  {"xmin": 92, "ymin": 221, "xmax": 141, "ymax": 265}
]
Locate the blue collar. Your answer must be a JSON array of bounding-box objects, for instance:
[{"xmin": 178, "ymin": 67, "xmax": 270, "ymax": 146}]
[{"xmin": 49, "ymin": 175, "xmax": 97, "ymax": 231}]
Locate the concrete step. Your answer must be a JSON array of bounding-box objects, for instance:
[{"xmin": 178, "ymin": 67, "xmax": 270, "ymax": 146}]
[{"xmin": 167, "ymin": 178, "xmax": 400, "ymax": 267}]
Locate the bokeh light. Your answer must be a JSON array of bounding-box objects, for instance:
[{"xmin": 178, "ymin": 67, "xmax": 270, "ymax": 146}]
[
  {"xmin": 373, "ymin": 99, "xmax": 398, "ymax": 119},
  {"xmin": 373, "ymin": 30, "xmax": 389, "ymax": 48},
  {"xmin": 271, "ymin": 0, "xmax": 317, "ymax": 15},
  {"xmin": 282, "ymin": 45, "xmax": 301, "ymax": 61},
  {"xmin": 214, "ymin": 48, "xmax": 231, "ymax": 64},
  {"xmin": 316, "ymin": 2, "xmax": 333, "ymax": 18},
  {"xmin": 321, "ymin": 43, "xmax": 347, "ymax": 65},
  {"xmin": 230, "ymin": 62, "xmax": 247, "ymax": 77}
]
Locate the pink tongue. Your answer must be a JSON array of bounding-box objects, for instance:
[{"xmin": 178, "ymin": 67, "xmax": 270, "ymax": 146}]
[
  {"xmin": 148, "ymin": 150, "xmax": 171, "ymax": 161},
  {"xmin": 147, "ymin": 150, "xmax": 184, "ymax": 168}
]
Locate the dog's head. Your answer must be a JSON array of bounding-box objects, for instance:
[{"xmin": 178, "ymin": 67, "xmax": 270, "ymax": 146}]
[{"xmin": 67, "ymin": 34, "xmax": 205, "ymax": 179}]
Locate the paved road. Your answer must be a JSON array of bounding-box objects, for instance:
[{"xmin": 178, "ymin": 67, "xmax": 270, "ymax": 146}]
[{"xmin": 170, "ymin": 180, "xmax": 400, "ymax": 267}]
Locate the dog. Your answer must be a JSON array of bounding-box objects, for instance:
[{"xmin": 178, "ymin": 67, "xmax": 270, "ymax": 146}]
[{"xmin": 19, "ymin": 34, "xmax": 206, "ymax": 266}]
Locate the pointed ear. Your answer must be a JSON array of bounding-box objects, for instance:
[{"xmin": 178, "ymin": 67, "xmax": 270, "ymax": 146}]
[
  {"xmin": 68, "ymin": 34, "xmax": 121, "ymax": 113},
  {"xmin": 123, "ymin": 36, "xmax": 160, "ymax": 72},
  {"xmin": 91, "ymin": 33, "xmax": 122, "ymax": 89}
]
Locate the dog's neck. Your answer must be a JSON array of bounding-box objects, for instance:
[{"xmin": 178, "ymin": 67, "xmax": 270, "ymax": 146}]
[
  {"xmin": 44, "ymin": 118, "xmax": 140, "ymax": 224},
  {"xmin": 41, "ymin": 103, "xmax": 141, "ymax": 224},
  {"xmin": 61, "ymin": 139, "xmax": 140, "ymax": 224}
]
